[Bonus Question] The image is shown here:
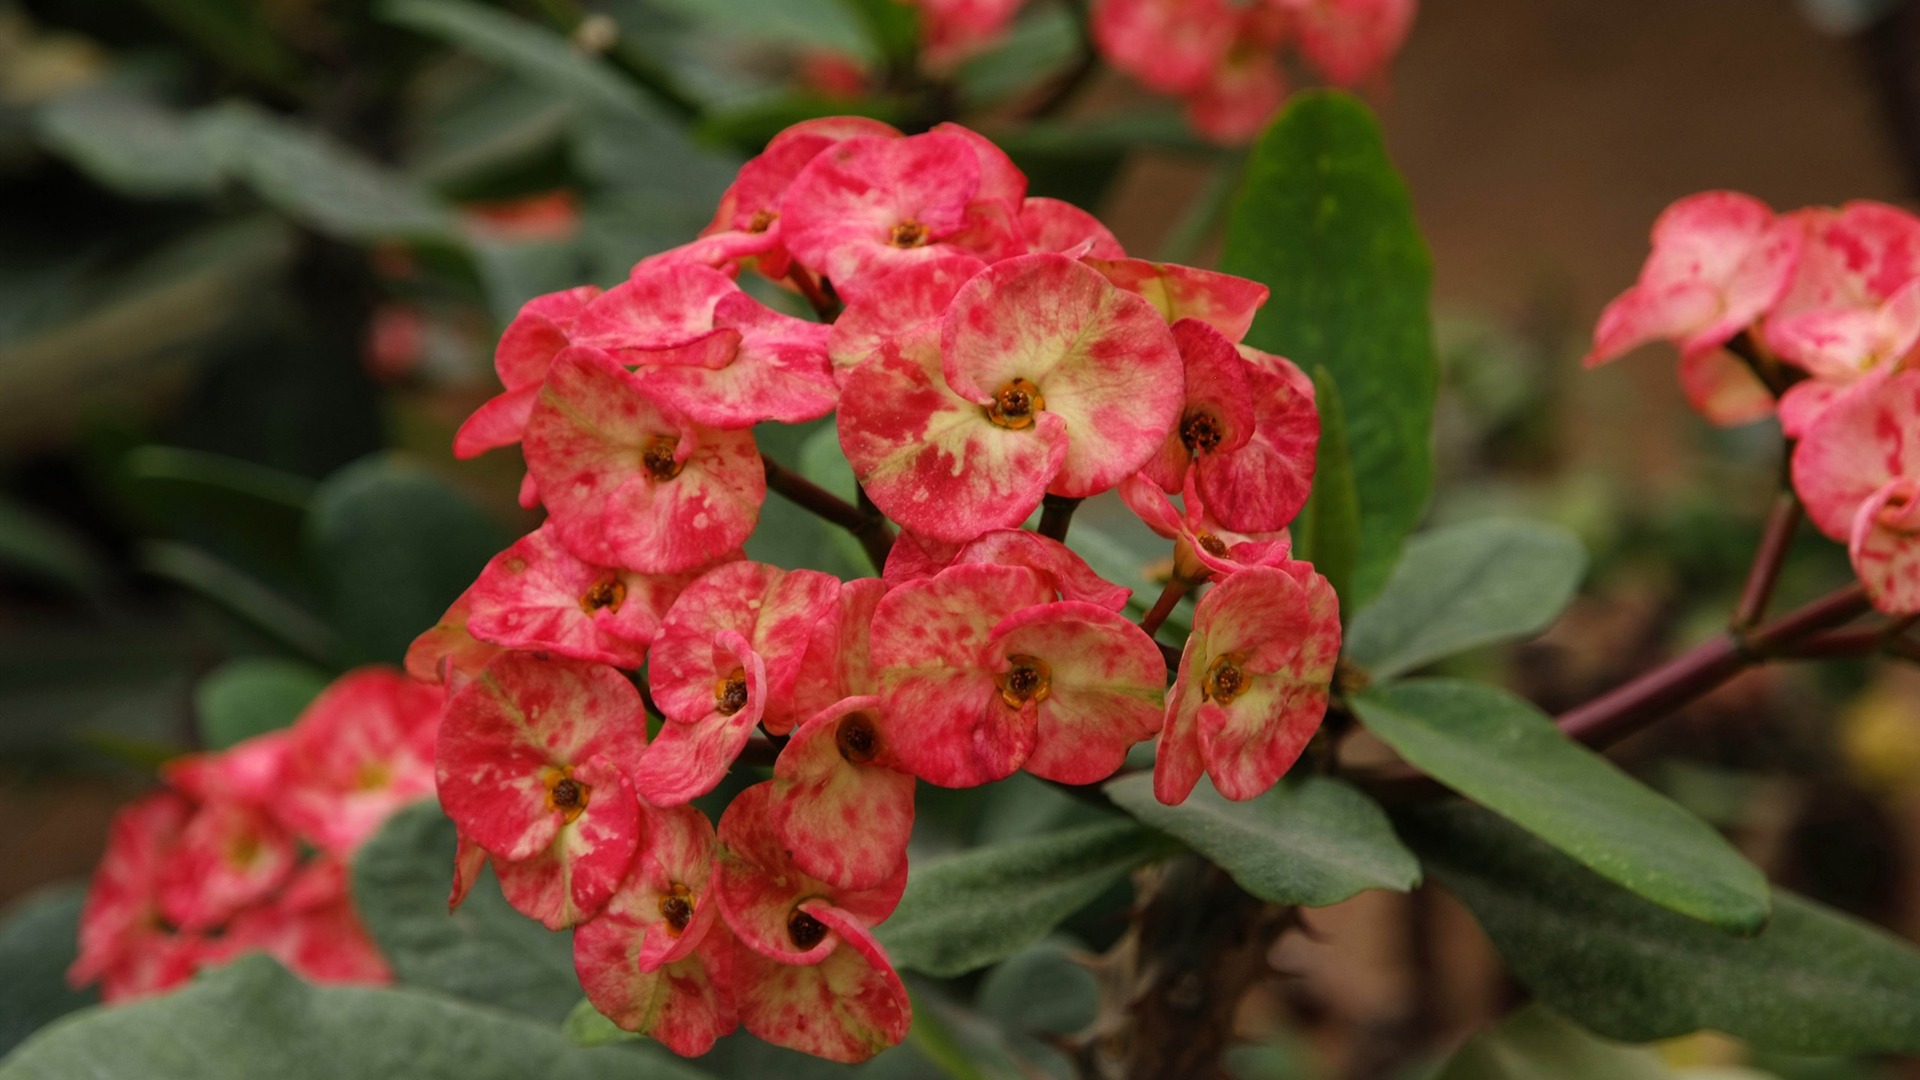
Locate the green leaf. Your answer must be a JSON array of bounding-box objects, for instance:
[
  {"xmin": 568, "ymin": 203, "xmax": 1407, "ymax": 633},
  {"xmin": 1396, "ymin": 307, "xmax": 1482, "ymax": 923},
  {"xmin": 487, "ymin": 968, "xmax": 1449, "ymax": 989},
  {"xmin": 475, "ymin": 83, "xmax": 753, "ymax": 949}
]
[
  {"xmin": 352, "ymin": 804, "xmax": 579, "ymax": 1022},
  {"xmin": 195, "ymin": 658, "xmax": 330, "ymax": 749},
  {"xmin": 383, "ymin": 0, "xmax": 662, "ymax": 122},
  {"xmin": 35, "ymin": 84, "xmax": 223, "ymax": 199},
  {"xmin": 118, "ymin": 445, "xmax": 314, "ymax": 584},
  {"xmin": 1105, "ymin": 774, "xmax": 1419, "ymax": 906},
  {"xmin": 192, "ymin": 103, "xmax": 457, "ymax": 243},
  {"xmin": 0, "ymin": 955, "xmax": 711, "ymax": 1079},
  {"xmin": 1345, "ymin": 520, "xmax": 1587, "ymax": 680},
  {"xmin": 645, "ymin": 0, "xmax": 873, "ymax": 61},
  {"xmin": 1402, "ymin": 802, "xmax": 1920, "ymax": 1055},
  {"xmin": 1351, "ymin": 680, "xmax": 1769, "ymax": 932},
  {"xmin": 877, "ymin": 821, "xmax": 1175, "ymax": 977},
  {"xmin": 1433, "ymin": 1005, "xmax": 1671, "ymax": 1080},
  {"xmin": 1290, "ymin": 367, "xmax": 1358, "ymax": 604},
  {"xmin": 1220, "ymin": 91, "xmax": 1437, "ymax": 606},
  {"xmin": 305, "ymin": 455, "xmax": 510, "ymax": 666},
  {"xmin": 562, "ymin": 999, "xmax": 642, "ymax": 1048},
  {"xmin": 0, "ymin": 886, "xmax": 96, "ymax": 1056},
  {"xmin": 0, "ymin": 497, "xmax": 105, "ymax": 597},
  {"xmin": 139, "ymin": 541, "xmax": 335, "ymax": 663}
]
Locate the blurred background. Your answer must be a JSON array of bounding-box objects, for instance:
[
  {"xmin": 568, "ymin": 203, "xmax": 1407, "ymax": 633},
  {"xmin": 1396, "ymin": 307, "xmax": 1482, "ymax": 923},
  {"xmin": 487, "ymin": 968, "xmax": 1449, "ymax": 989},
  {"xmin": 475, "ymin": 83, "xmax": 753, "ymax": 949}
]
[{"xmin": 2, "ymin": 0, "xmax": 1918, "ymax": 1076}]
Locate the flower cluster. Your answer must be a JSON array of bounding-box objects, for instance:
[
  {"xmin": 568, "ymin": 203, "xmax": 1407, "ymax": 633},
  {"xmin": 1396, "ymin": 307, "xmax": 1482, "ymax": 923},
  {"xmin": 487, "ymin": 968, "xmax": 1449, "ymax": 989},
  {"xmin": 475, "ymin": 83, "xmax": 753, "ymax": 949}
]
[
  {"xmin": 1590, "ymin": 193, "xmax": 1920, "ymax": 614},
  {"xmin": 68, "ymin": 668, "xmax": 439, "ymax": 1001},
  {"xmin": 1092, "ymin": 0, "xmax": 1418, "ymax": 141},
  {"xmin": 418, "ymin": 117, "xmax": 1339, "ymax": 1062}
]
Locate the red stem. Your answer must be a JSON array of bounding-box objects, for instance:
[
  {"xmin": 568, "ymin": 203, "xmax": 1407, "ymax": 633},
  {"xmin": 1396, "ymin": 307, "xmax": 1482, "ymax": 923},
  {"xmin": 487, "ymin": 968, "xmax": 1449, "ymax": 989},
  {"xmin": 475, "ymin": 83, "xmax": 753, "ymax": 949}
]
[
  {"xmin": 1036, "ymin": 494, "xmax": 1082, "ymax": 542},
  {"xmin": 1139, "ymin": 575, "xmax": 1192, "ymax": 637},
  {"xmin": 1733, "ymin": 493, "xmax": 1802, "ymax": 627}
]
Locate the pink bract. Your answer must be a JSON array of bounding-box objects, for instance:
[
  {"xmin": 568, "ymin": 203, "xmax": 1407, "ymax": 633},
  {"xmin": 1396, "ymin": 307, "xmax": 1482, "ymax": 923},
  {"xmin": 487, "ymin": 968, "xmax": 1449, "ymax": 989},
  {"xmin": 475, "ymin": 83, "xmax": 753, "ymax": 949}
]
[
  {"xmin": 1792, "ymin": 370, "xmax": 1920, "ymax": 614},
  {"xmin": 638, "ymin": 293, "xmax": 839, "ymax": 429},
  {"xmin": 452, "ymin": 285, "xmax": 601, "ymax": 459},
  {"xmin": 732, "ymin": 903, "xmax": 911, "ymax": 1063},
  {"xmin": 872, "ymin": 564, "xmax": 1165, "ymax": 787},
  {"xmin": 209, "ymin": 858, "xmax": 392, "ymax": 987},
  {"xmin": 883, "ymin": 527, "xmax": 1133, "ymax": 611},
  {"xmin": 70, "ymin": 791, "xmax": 197, "ymax": 1000},
  {"xmin": 154, "ymin": 799, "xmax": 296, "ymax": 932},
  {"xmin": 828, "ymin": 254, "xmax": 985, "ymax": 388},
  {"xmin": 791, "ymin": 577, "xmax": 887, "ymax": 722},
  {"xmin": 1282, "ymin": 0, "xmax": 1419, "ymax": 87},
  {"xmin": 464, "ymin": 523, "xmax": 712, "ymax": 668},
  {"xmin": 1092, "ymin": 0, "xmax": 1236, "ymax": 94},
  {"xmin": 770, "ymin": 695, "xmax": 916, "ymax": 890},
  {"xmin": 436, "ymin": 652, "xmax": 649, "ymax": 928},
  {"xmin": 1766, "ymin": 202, "xmax": 1920, "ymax": 379},
  {"xmin": 568, "ymin": 265, "xmax": 740, "ymax": 353},
  {"xmin": 406, "ymin": 586, "xmax": 503, "ymax": 690},
  {"xmin": 1585, "ymin": 191, "xmax": 1802, "ymax": 369},
  {"xmin": 714, "ymin": 783, "xmax": 907, "ymax": 965},
  {"xmin": 522, "ymin": 346, "xmax": 764, "ymax": 574},
  {"xmin": 275, "ymin": 667, "xmax": 442, "ymax": 855},
  {"xmin": 1157, "ymin": 564, "xmax": 1341, "ymax": 805},
  {"xmin": 1019, "ymin": 197, "xmax": 1126, "ymax": 259},
  {"xmin": 1120, "ymin": 472, "xmax": 1293, "ymax": 582},
  {"xmin": 1085, "ymin": 257, "xmax": 1271, "ymax": 343}
]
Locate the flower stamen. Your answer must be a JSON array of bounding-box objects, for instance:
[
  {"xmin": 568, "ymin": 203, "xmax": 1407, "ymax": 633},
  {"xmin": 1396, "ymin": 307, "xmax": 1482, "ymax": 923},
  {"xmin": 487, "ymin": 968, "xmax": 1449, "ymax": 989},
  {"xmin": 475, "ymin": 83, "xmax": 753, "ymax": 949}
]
[
  {"xmin": 987, "ymin": 378, "xmax": 1044, "ymax": 430},
  {"xmin": 996, "ymin": 655, "xmax": 1052, "ymax": 709},
  {"xmin": 715, "ymin": 668, "xmax": 750, "ymax": 716}
]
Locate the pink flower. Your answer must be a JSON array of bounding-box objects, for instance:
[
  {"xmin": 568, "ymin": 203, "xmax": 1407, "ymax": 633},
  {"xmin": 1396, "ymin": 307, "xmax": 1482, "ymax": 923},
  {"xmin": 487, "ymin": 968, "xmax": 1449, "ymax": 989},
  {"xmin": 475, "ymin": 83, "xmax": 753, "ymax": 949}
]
[
  {"xmin": 1092, "ymin": 0, "xmax": 1237, "ymax": 94},
  {"xmin": 275, "ymin": 667, "xmax": 442, "ymax": 856},
  {"xmin": 871, "ymin": 563, "xmax": 1166, "ymax": 787},
  {"xmin": 1792, "ymin": 370, "xmax": 1920, "ymax": 614},
  {"xmin": 918, "ymin": 0, "xmax": 1028, "ymax": 68},
  {"xmin": 573, "ymin": 802, "xmax": 737, "ymax": 1056},
  {"xmin": 453, "ymin": 285, "xmax": 602, "ymax": 460},
  {"xmin": 1766, "ymin": 202, "xmax": 1920, "ymax": 382},
  {"xmin": 828, "ymin": 253, "xmax": 985, "ymax": 388},
  {"xmin": 770, "ymin": 696, "xmax": 916, "ymax": 891},
  {"xmin": 716, "ymin": 783, "xmax": 911, "ymax": 1063},
  {"xmin": 882, "ymin": 527, "xmax": 1133, "ymax": 611},
  {"xmin": 641, "ymin": 117, "xmax": 902, "ymax": 280},
  {"xmin": 522, "ymin": 346, "xmax": 765, "ymax": 574},
  {"xmin": 208, "ymin": 858, "xmax": 392, "ymax": 986},
  {"xmin": 1280, "ymin": 0, "xmax": 1419, "ymax": 87},
  {"xmin": 1185, "ymin": 8, "xmax": 1290, "ymax": 143},
  {"xmin": 406, "ymin": 586, "xmax": 503, "ymax": 691},
  {"xmin": 1120, "ymin": 472, "xmax": 1293, "ymax": 583},
  {"xmin": 1019, "ymin": 198, "xmax": 1126, "ymax": 259},
  {"xmin": 1141, "ymin": 320, "xmax": 1318, "ymax": 532},
  {"xmin": 70, "ymin": 791, "xmax": 203, "ymax": 1002},
  {"xmin": 436, "ymin": 652, "xmax": 649, "ymax": 928},
  {"xmin": 790, "ymin": 577, "xmax": 888, "ymax": 723},
  {"xmin": 839, "ymin": 253, "xmax": 1183, "ymax": 542},
  {"xmin": 1585, "ymin": 192, "xmax": 1802, "ymax": 372},
  {"xmin": 636, "ymin": 561, "xmax": 841, "ymax": 805},
  {"xmin": 153, "ymin": 796, "xmax": 297, "ymax": 933},
  {"xmin": 782, "ymin": 128, "xmax": 1025, "ymax": 301},
  {"xmin": 1156, "ymin": 564, "xmax": 1341, "ymax": 804},
  {"xmin": 464, "ymin": 523, "xmax": 718, "ymax": 668},
  {"xmin": 573, "ymin": 265, "xmax": 839, "ymax": 429}
]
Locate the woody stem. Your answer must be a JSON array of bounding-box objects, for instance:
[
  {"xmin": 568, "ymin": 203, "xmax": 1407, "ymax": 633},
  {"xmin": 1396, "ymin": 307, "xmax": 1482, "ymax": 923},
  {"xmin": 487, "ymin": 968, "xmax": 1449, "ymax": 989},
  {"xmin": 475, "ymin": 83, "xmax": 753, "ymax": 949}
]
[
  {"xmin": 1733, "ymin": 491, "xmax": 1803, "ymax": 627},
  {"xmin": 761, "ymin": 459, "xmax": 895, "ymax": 571},
  {"xmin": 1138, "ymin": 575, "xmax": 1193, "ymax": 637},
  {"xmin": 1037, "ymin": 494, "xmax": 1083, "ymax": 542}
]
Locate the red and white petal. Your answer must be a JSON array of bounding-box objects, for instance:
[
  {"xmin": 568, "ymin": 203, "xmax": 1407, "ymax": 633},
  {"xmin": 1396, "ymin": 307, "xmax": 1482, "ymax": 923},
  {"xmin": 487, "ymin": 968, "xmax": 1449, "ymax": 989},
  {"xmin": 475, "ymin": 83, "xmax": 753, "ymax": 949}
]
[
  {"xmin": 638, "ymin": 296, "xmax": 839, "ymax": 428},
  {"xmin": 523, "ymin": 347, "xmax": 764, "ymax": 574},
  {"xmin": 1154, "ymin": 640, "xmax": 1208, "ymax": 806},
  {"xmin": 278, "ymin": 667, "xmax": 443, "ymax": 855},
  {"xmin": 930, "ymin": 122, "xmax": 1026, "ymax": 205},
  {"xmin": 1084, "ymin": 257, "xmax": 1270, "ymax": 343},
  {"xmin": 1185, "ymin": 47, "xmax": 1286, "ymax": 144},
  {"xmin": 716, "ymin": 783, "xmax": 907, "ymax": 963},
  {"xmin": 792, "ymin": 577, "xmax": 888, "ymax": 720},
  {"xmin": 632, "ymin": 642, "xmax": 767, "ymax": 807},
  {"xmin": 1284, "ymin": 0, "xmax": 1417, "ymax": 86},
  {"xmin": 647, "ymin": 562, "xmax": 838, "ymax": 733},
  {"xmin": 493, "ymin": 758, "xmax": 641, "ymax": 929},
  {"xmin": 570, "ymin": 265, "xmax": 739, "ymax": 352},
  {"xmin": 783, "ymin": 132, "xmax": 983, "ymax": 293},
  {"xmin": 1091, "ymin": 0, "xmax": 1236, "ymax": 94},
  {"xmin": 495, "ymin": 285, "xmax": 601, "ymax": 387},
  {"xmin": 1019, "ymin": 197, "xmax": 1125, "ymax": 259},
  {"xmin": 988, "ymin": 602, "xmax": 1166, "ymax": 784},
  {"xmin": 1850, "ymin": 478, "xmax": 1920, "ymax": 615},
  {"xmin": 406, "ymin": 586, "xmax": 502, "ymax": 689},
  {"xmin": 576, "ymin": 801, "xmax": 719, "ymax": 980},
  {"xmin": 465, "ymin": 524, "xmax": 698, "ymax": 668},
  {"xmin": 71, "ymin": 792, "xmax": 192, "ymax": 988},
  {"xmin": 941, "ymin": 253, "xmax": 1184, "ymax": 497},
  {"xmin": 828, "ymin": 254, "xmax": 985, "ymax": 387},
  {"xmin": 155, "ymin": 801, "xmax": 297, "ymax": 932},
  {"xmin": 771, "ymin": 696, "xmax": 915, "ymax": 890},
  {"xmin": 575, "ymin": 917, "xmax": 736, "ymax": 1056},
  {"xmin": 1677, "ymin": 346, "xmax": 1776, "ymax": 427},
  {"xmin": 1196, "ymin": 347, "xmax": 1319, "ymax": 533},
  {"xmin": 733, "ymin": 905, "xmax": 911, "ymax": 1064},
  {"xmin": 871, "ymin": 563, "xmax": 1055, "ymax": 786},
  {"xmin": 436, "ymin": 652, "xmax": 647, "ymax": 861},
  {"xmin": 453, "ymin": 384, "xmax": 540, "ymax": 458},
  {"xmin": 839, "ymin": 331, "xmax": 1064, "ymax": 543},
  {"xmin": 1793, "ymin": 370, "xmax": 1920, "ymax": 540},
  {"xmin": 1142, "ymin": 318, "xmax": 1258, "ymax": 492},
  {"xmin": 949, "ymin": 529, "xmax": 1133, "ymax": 610}
]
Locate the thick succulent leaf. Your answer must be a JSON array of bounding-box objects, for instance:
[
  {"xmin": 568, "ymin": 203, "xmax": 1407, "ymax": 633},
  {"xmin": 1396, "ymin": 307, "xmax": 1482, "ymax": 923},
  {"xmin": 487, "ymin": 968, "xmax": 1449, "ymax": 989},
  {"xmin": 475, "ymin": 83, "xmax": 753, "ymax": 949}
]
[
  {"xmin": 0, "ymin": 886, "xmax": 95, "ymax": 1056},
  {"xmin": 1220, "ymin": 92, "xmax": 1436, "ymax": 606},
  {"xmin": 876, "ymin": 821, "xmax": 1176, "ymax": 977},
  {"xmin": 1401, "ymin": 801, "xmax": 1920, "ymax": 1055},
  {"xmin": 1289, "ymin": 368, "xmax": 1358, "ymax": 605},
  {"xmin": 1105, "ymin": 774, "xmax": 1418, "ymax": 907},
  {"xmin": 1344, "ymin": 520, "xmax": 1587, "ymax": 680},
  {"xmin": 1352, "ymin": 679, "xmax": 1769, "ymax": 933},
  {"xmin": 194, "ymin": 658, "xmax": 329, "ymax": 750},
  {"xmin": 0, "ymin": 955, "xmax": 711, "ymax": 1080},
  {"xmin": 1432, "ymin": 1005, "xmax": 1671, "ymax": 1080}
]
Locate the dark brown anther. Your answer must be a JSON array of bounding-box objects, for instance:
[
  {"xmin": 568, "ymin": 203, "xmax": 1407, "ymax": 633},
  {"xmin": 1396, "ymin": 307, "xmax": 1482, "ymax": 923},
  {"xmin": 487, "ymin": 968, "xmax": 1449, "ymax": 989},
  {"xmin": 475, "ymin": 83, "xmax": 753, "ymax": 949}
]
[
  {"xmin": 643, "ymin": 436, "xmax": 683, "ymax": 480},
  {"xmin": 987, "ymin": 378, "xmax": 1045, "ymax": 430},
  {"xmin": 1196, "ymin": 533, "xmax": 1230, "ymax": 557},
  {"xmin": 659, "ymin": 884, "xmax": 694, "ymax": 934},
  {"xmin": 715, "ymin": 668, "xmax": 749, "ymax": 715},
  {"xmin": 835, "ymin": 713, "xmax": 880, "ymax": 764},
  {"xmin": 546, "ymin": 772, "xmax": 591, "ymax": 823},
  {"xmin": 1203, "ymin": 655, "xmax": 1248, "ymax": 704},
  {"xmin": 787, "ymin": 908, "xmax": 828, "ymax": 950},
  {"xmin": 1181, "ymin": 410, "xmax": 1224, "ymax": 455},
  {"xmin": 579, "ymin": 576, "xmax": 626, "ymax": 614}
]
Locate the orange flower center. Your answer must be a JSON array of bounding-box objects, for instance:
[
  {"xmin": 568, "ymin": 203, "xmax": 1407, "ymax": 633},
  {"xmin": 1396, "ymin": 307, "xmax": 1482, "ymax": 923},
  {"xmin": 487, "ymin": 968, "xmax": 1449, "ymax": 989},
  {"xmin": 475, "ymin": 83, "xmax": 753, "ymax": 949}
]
[
  {"xmin": 1196, "ymin": 532, "xmax": 1230, "ymax": 557},
  {"xmin": 987, "ymin": 378, "xmax": 1044, "ymax": 430},
  {"xmin": 579, "ymin": 576, "xmax": 626, "ymax": 614},
  {"xmin": 659, "ymin": 883, "xmax": 695, "ymax": 935},
  {"xmin": 715, "ymin": 668, "xmax": 749, "ymax": 716},
  {"xmin": 997, "ymin": 654, "xmax": 1052, "ymax": 709},
  {"xmin": 746, "ymin": 209, "xmax": 776, "ymax": 234},
  {"xmin": 1203, "ymin": 654, "xmax": 1249, "ymax": 704},
  {"xmin": 643, "ymin": 436, "xmax": 682, "ymax": 480},
  {"xmin": 889, "ymin": 219, "xmax": 928, "ymax": 248},
  {"xmin": 544, "ymin": 768, "xmax": 591, "ymax": 823}
]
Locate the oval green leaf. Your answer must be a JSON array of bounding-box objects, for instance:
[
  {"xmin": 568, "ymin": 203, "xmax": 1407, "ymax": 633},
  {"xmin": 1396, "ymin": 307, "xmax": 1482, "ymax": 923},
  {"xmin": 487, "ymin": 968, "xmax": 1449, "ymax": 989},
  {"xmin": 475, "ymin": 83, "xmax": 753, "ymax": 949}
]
[
  {"xmin": 1345, "ymin": 520, "xmax": 1587, "ymax": 680},
  {"xmin": 1402, "ymin": 802, "xmax": 1920, "ymax": 1055},
  {"xmin": 195, "ymin": 657, "xmax": 330, "ymax": 749},
  {"xmin": 1105, "ymin": 774, "xmax": 1419, "ymax": 907},
  {"xmin": 1351, "ymin": 679, "xmax": 1769, "ymax": 932}
]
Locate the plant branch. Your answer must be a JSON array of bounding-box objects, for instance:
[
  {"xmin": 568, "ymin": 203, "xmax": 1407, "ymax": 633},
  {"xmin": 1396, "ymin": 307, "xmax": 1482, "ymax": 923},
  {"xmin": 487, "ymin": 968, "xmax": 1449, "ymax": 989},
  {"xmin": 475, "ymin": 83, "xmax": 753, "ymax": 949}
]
[
  {"xmin": 787, "ymin": 265, "xmax": 840, "ymax": 323},
  {"xmin": 1138, "ymin": 576, "xmax": 1192, "ymax": 637},
  {"xmin": 1733, "ymin": 491, "xmax": 1803, "ymax": 627},
  {"xmin": 762, "ymin": 459, "xmax": 895, "ymax": 571},
  {"xmin": 1037, "ymin": 494, "xmax": 1083, "ymax": 542}
]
